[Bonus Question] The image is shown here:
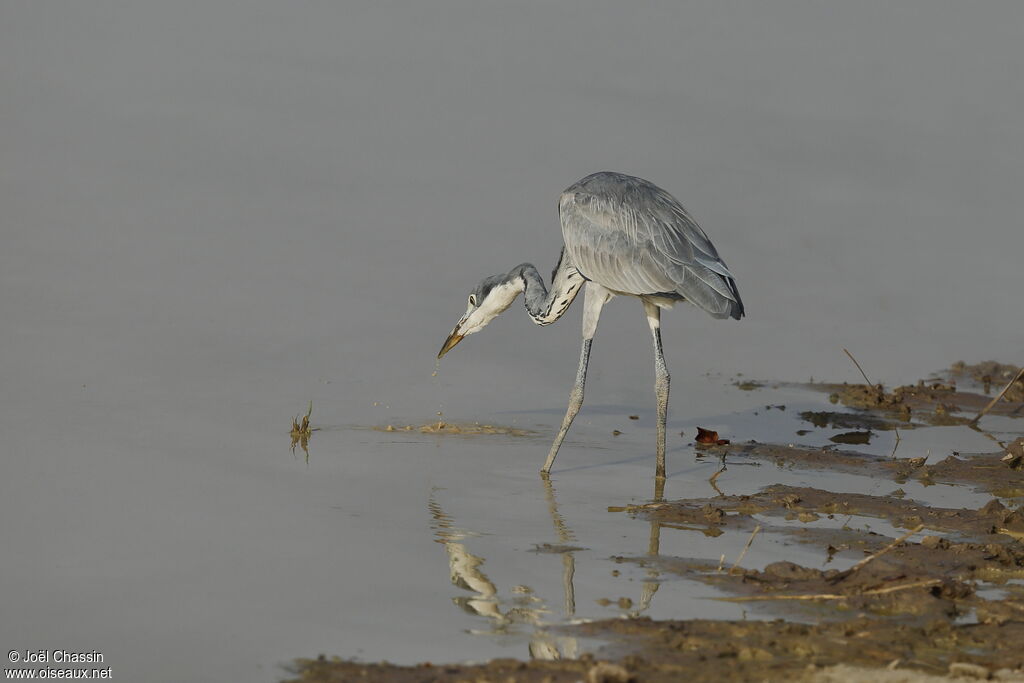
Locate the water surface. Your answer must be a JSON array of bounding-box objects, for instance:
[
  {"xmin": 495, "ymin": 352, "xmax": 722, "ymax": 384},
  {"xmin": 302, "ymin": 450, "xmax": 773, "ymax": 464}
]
[{"xmin": 1, "ymin": 2, "xmax": 1022, "ymax": 681}]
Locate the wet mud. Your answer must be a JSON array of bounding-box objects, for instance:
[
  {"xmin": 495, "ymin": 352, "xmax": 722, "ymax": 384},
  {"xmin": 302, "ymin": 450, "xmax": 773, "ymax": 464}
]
[
  {"xmin": 288, "ymin": 615, "xmax": 1024, "ymax": 682},
  {"xmin": 803, "ymin": 360, "xmax": 1023, "ymax": 423},
  {"xmin": 288, "ymin": 364, "xmax": 1024, "ymax": 682},
  {"xmin": 374, "ymin": 421, "xmax": 537, "ymax": 437},
  {"xmin": 696, "ymin": 437, "xmax": 1024, "ymax": 497},
  {"xmin": 953, "ymin": 362, "xmax": 1024, "ymax": 403}
]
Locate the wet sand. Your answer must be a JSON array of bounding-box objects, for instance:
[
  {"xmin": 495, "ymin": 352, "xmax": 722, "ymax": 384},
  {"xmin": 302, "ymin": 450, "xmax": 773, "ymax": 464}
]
[{"xmin": 287, "ymin": 364, "xmax": 1024, "ymax": 682}]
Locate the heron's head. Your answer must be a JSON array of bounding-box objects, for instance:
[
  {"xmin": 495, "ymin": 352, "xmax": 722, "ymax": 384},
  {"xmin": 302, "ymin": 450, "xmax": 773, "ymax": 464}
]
[{"xmin": 438, "ymin": 274, "xmax": 523, "ymax": 358}]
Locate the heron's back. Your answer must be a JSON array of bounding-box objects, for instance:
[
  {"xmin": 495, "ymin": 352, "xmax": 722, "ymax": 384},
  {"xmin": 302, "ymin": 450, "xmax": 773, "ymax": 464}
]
[{"xmin": 559, "ymin": 171, "xmax": 743, "ymax": 320}]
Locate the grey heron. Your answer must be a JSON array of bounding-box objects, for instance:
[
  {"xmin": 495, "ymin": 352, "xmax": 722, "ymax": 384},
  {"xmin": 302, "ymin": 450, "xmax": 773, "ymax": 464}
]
[{"xmin": 438, "ymin": 171, "xmax": 744, "ymax": 478}]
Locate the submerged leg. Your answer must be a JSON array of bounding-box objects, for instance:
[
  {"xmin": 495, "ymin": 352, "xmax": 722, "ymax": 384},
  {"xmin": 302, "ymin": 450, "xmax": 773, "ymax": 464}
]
[
  {"xmin": 644, "ymin": 301, "xmax": 670, "ymax": 479},
  {"xmin": 541, "ymin": 283, "xmax": 610, "ymax": 473}
]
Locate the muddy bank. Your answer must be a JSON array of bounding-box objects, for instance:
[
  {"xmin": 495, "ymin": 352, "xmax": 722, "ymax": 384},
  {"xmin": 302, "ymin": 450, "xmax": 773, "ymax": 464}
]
[
  {"xmin": 801, "ymin": 360, "xmax": 1023, "ymax": 423},
  {"xmin": 953, "ymin": 361, "xmax": 1024, "ymax": 403},
  {"xmin": 617, "ymin": 485, "xmax": 1024, "ymax": 619},
  {"xmin": 287, "ymin": 365, "xmax": 1024, "ymax": 682},
  {"xmin": 696, "ymin": 437, "xmax": 1024, "ymax": 497},
  {"xmin": 288, "ymin": 616, "xmax": 1024, "ymax": 682},
  {"xmin": 373, "ymin": 421, "xmax": 537, "ymax": 437},
  {"xmin": 625, "ymin": 482, "xmax": 1024, "ymax": 540},
  {"xmin": 288, "ymin": 511, "xmax": 1024, "ymax": 681}
]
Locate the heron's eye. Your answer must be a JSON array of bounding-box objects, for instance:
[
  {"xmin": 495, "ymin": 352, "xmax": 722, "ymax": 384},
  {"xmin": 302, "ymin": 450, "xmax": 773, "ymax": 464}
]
[{"xmin": 468, "ymin": 294, "xmax": 477, "ymax": 307}]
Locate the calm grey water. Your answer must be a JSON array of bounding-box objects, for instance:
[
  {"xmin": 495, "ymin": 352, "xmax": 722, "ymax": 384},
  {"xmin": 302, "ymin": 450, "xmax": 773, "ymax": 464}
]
[{"xmin": 2, "ymin": 2, "xmax": 1022, "ymax": 681}]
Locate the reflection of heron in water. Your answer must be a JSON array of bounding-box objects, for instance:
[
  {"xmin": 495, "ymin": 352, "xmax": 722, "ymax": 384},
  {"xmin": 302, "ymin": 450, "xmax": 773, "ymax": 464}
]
[
  {"xmin": 530, "ymin": 474, "xmax": 579, "ymax": 660},
  {"xmin": 428, "ymin": 476, "xmax": 668, "ymax": 659},
  {"xmin": 428, "ymin": 494, "xmax": 506, "ymax": 624},
  {"xmin": 633, "ymin": 476, "xmax": 666, "ymax": 616},
  {"xmin": 428, "ymin": 486, "xmax": 578, "ymax": 658}
]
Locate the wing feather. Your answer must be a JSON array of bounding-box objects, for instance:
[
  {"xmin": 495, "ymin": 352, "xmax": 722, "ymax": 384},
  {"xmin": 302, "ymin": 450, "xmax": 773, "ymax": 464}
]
[{"xmin": 559, "ymin": 172, "xmax": 744, "ymax": 320}]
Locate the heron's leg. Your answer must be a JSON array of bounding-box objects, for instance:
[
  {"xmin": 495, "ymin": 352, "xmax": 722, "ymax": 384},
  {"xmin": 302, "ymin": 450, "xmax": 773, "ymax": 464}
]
[
  {"xmin": 541, "ymin": 339, "xmax": 591, "ymax": 473},
  {"xmin": 541, "ymin": 283, "xmax": 609, "ymax": 473},
  {"xmin": 644, "ymin": 301, "xmax": 670, "ymax": 479}
]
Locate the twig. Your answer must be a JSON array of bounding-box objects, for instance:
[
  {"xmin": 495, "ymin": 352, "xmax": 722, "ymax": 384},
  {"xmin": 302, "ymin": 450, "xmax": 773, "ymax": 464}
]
[
  {"xmin": 888, "ymin": 430, "xmax": 903, "ymax": 459},
  {"xmin": 827, "ymin": 524, "xmax": 924, "ymax": 584},
  {"xmin": 970, "ymin": 367, "xmax": 1024, "ymax": 426},
  {"xmin": 864, "ymin": 578, "xmax": 941, "ymax": 596},
  {"xmin": 728, "ymin": 524, "xmax": 762, "ymax": 575},
  {"xmin": 997, "ymin": 527, "xmax": 1024, "ymax": 541},
  {"xmin": 716, "ymin": 592, "xmax": 838, "ymax": 602},
  {"xmin": 843, "ymin": 348, "xmax": 874, "ymax": 385},
  {"xmin": 714, "ymin": 578, "xmax": 941, "ymax": 603},
  {"xmin": 708, "ymin": 463, "xmax": 726, "ymax": 497},
  {"xmin": 978, "ymin": 428, "xmax": 1007, "ymax": 451},
  {"xmin": 717, "ymin": 554, "xmax": 726, "ymax": 573},
  {"xmin": 843, "ymin": 348, "xmax": 902, "ymax": 456}
]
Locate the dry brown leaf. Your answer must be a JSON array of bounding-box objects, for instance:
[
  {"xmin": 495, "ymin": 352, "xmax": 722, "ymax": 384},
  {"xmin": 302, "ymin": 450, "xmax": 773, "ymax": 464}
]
[{"xmin": 696, "ymin": 427, "xmax": 730, "ymax": 445}]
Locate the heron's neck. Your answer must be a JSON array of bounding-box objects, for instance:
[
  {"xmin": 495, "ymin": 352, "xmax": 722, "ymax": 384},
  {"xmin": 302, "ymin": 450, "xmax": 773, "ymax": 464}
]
[{"xmin": 511, "ymin": 250, "xmax": 585, "ymax": 326}]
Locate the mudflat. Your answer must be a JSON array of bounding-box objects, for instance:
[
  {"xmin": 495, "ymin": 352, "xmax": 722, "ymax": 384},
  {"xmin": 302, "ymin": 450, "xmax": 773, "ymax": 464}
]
[{"xmin": 288, "ymin": 363, "xmax": 1024, "ymax": 682}]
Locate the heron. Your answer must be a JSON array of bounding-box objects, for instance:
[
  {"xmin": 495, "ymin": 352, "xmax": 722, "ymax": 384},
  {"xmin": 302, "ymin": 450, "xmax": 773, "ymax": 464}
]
[{"xmin": 438, "ymin": 171, "xmax": 743, "ymax": 478}]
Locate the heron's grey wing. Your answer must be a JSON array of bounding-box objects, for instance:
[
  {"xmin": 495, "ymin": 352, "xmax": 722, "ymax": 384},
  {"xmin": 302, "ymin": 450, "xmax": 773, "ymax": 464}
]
[
  {"xmin": 642, "ymin": 185, "xmax": 744, "ymax": 318},
  {"xmin": 559, "ymin": 193, "xmax": 678, "ymax": 296},
  {"xmin": 560, "ymin": 177, "xmax": 744, "ymax": 320}
]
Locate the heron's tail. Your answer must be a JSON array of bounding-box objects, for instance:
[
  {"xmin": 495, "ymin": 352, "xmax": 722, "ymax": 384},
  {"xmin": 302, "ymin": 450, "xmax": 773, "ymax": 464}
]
[
  {"xmin": 676, "ymin": 265, "xmax": 744, "ymax": 320},
  {"xmin": 726, "ymin": 281, "xmax": 744, "ymax": 320}
]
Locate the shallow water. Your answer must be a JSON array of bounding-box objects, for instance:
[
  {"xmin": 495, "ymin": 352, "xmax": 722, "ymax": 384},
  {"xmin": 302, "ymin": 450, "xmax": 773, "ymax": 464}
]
[{"xmin": 2, "ymin": 2, "xmax": 1023, "ymax": 681}]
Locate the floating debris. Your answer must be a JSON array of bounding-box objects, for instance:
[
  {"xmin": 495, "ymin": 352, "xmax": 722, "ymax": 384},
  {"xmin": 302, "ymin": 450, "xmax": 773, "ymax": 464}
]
[
  {"xmin": 289, "ymin": 401, "xmax": 315, "ymax": 462},
  {"xmin": 373, "ymin": 421, "xmax": 535, "ymax": 437},
  {"xmin": 695, "ymin": 427, "xmax": 730, "ymax": 446},
  {"xmin": 829, "ymin": 430, "xmax": 872, "ymax": 445}
]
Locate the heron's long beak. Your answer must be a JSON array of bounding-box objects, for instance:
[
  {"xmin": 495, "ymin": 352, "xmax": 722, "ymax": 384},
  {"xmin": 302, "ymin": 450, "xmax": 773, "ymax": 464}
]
[{"xmin": 438, "ymin": 325, "xmax": 465, "ymax": 359}]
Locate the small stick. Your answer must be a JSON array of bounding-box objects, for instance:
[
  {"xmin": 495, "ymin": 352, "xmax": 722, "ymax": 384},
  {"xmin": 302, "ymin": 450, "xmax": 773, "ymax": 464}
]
[
  {"xmin": 729, "ymin": 524, "xmax": 762, "ymax": 575},
  {"xmin": 864, "ymin": 578, "xmax": 941, "ymax": 596},
  {"xmin": 708, "ymin": 464, "xmax": 726, "ymax": 497},
  {"xmin": 843, "ymin": 347, "xmax": 874, "ymax": 385},
  {"xmin": 843, "ymin": 348, "xmax": 902, "ymax": 454},
  {"xmin": 970, "ymin": 367, "xmax": 1024, "ymax": 426},
  {"xmin": 997, "ymin": 527, "xmax": 1024, "ymax": 541},
  {"xmin": 828, "ymin": 524, "xmax": 924, "ymax": 584},
  {"xmin": 715, "ymin": 578, "xmax": 941, "ymax": 603},
  {"xmin": 888, "ymin": 430, "xmax": 903, "ymax": 459},
  {"xmin": 717, "ymin": 553, "xmax": 726, "ymax": 573}
]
